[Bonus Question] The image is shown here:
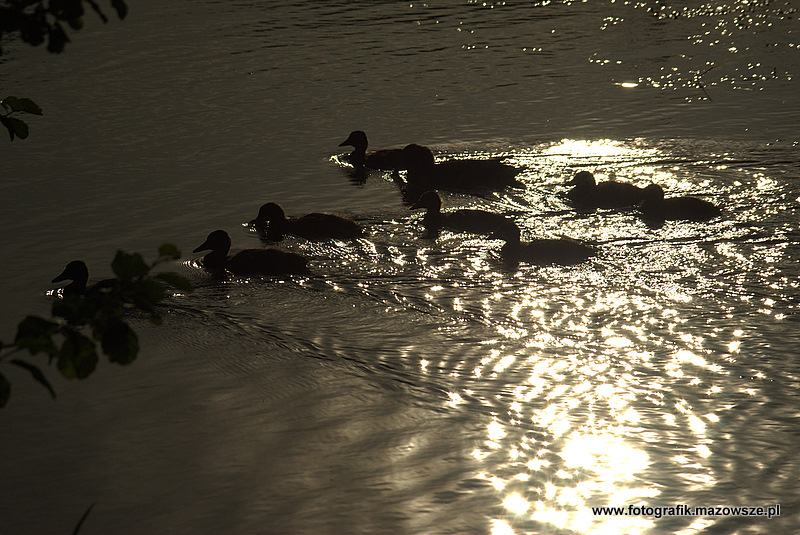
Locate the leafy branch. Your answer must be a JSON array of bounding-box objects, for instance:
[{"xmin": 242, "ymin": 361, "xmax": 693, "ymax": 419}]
[
  {"xmin": 0, "ymin": 244, "xmax": 193, "ymax": 408},
  {"xmin": 1, "ymin": 95, "xmax": 43, "ymax": 140},
  {"xmin": 0, "ymin": 0, "xmax": 128, "ymax": 55}
]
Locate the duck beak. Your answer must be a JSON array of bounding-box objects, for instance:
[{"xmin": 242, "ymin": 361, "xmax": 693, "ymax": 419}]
[
  {"xmin": 193, "ymin": 240, "xmax": 211, "ymax": 253},
  {"xmin": 51, "ymin": 269, "xmax": 69, "ymax": 283},
  {"xmin": 338, "ymin": 136, "xmax": 353, "ymax": 147}
]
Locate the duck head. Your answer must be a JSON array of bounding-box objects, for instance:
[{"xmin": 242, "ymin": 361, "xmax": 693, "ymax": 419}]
[
  {"xmin": 402, "ymin": 144, "xmax": 435, "ymax": 172},
  {"xmin": 642, "ymin": 183, "xmax": 665, "ymax": 202},
  {"xmin": 253, "ymin": 202, "xmax": 287, "ymax": 225},
  {"xmin": 194, "ymin": 230, "xmax": 231, "ymax": 255},
  {"xmin": 194, "ymin": 230, "xmax": 233, "ymax": 271},
  {"xmin": 567, "ymin": 170, "xmax": 596, "ymax": 188},
  {"xmin": 410, "ymin": 190, "xmax": 442, "ymax": 212},
  {"xmin": 52, "ymin": 260, "xmax": 90, "ymax": 294},
  {"xmin": 339, "ymin": 130, "xmax": 368, "ymax": 151}
]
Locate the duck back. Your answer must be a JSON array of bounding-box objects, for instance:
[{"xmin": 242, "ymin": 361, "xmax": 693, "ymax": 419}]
[
  {"xmin": 290, "ymin": 213, "xmax": 363, "ymax": 240},
  {"xmin": 566, "ymin": 171, "xmax": 645, "ymax": 209},
  {"xmin": 225, "ymin": 248, "xmax": 309, "ymax": 276},
  {"xmin": 638, "ymin": 184, "xmax": 721, "ymax": 222},
  {"xmin": 441, "ymin": 210, "xmax": 510, "ymax": 235},
  {"xmin": 513, "ymin": 239, "xmax": 596, "ymax": 266},
  {"xmin": 403, "ymin": 144, "xmax": 522, "ymax": 193}
]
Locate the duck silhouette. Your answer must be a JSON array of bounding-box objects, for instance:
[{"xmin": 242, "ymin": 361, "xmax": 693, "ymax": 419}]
[
  {"xmin": 249, "ymin": 202, "xmax": 362, "ymax": 241},
  {"xmin": 51, "ymin": 260, "xmax": 117, "ymax": 296},
  {"xmin": 411, "ymin": 190, "xmax": 510, "ymax": 238},
  {"xmin": 566, "ymin": 171, "xmax": 646, "ymax": 210},
  {"xmin": 490, "ymin": 220, "xmax": 596, "ymax": 269},
  {"xmin": 401, "ymin": 143, "xmax": 523, "ymax": 197},
  {"xmin": 637, "ymin": 183, "xmax": 721, "ymax": 224},
  {"xmin": 193, "ymin": 230, "xmax": 309, "ymax": 276},
  {"xmin": 339, "ymin": 130, "xmax": 406, "ymax": 171}
]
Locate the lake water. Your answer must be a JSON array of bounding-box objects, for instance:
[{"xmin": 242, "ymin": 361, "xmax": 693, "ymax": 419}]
[{"xmin": 2, "ymin": 1, "xmax": 799, "ymax": 533}]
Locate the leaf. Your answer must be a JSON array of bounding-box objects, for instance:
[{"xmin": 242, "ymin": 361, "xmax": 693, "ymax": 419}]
[
  {"xmin": 10, "ymin": 359, "xmax": 57, "ymax": 399},
  {"xmin": 67, "ymin": 17, "xmax": 84, "ymax": 31},
  {"xmin": 100, "ymin": 319, "xmax": 139, "ymax": 365},
  {"xmin": 85, "ymin": 0, "xmax": 109, "ymax": 23},
  {"xmin": 1, "ymin": 115, "xmax": 29, "ymax": 141},
  {"xmin": 1, "ymin": 96, "xmax": 20, "ymax": 111},
  {"xmin": 157, "ymin": 243, "xmax": 181, "ymax": 260},
  {"xmin": 155, "ymin": 272, "xmax": 193, "ymax": 292},
  {"xmin": 72, "ymin": 502, "xmax": 96, "ymax": 535},
  {"xmin": 14, "ymin": 316, "xmax": 59, "ymax": 356},
  {"xmin": 16, "ymin": 97, "xmax": 43, "ymax": 115},
  {"xmin": 112, "ymin": 0, "xmax": 128, "ymax": 20},
  {"xmin": 57, "ymin": 331, "xmax": 98, "ymax": 379},
  {"xmin": 47, "ymin": 23, "xmax": 71, "ymax": 54},
  {"xmin": 111, "ymin": 250, "xmax": 149, "ymax": 279},
  {"xmin": 0, "ymin": 373, "xmax": 10, "ymax": 408}
]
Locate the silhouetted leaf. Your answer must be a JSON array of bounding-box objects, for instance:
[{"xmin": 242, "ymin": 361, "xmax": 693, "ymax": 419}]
[
  {"xmin": 10, "ymin": 359, "xmax": 57, "ymax": 399},
  {"xmin": 14, "ymin": 316, "xmax": 59, "ymax": 356},
  {"xmin": 67, "ymin": 17, "xmax": 84, "ymax": 31},
  {"xmin": 112, "ymin": 0, "xmax": 128, "ymax": 19},
  {"xmin": 1, "ymin": 115, "xmax": 29, "ymax": 140},
  {"xmin": 156, "ymin": 272, "xmax": 193, "ymax": 292},
  {"xmin": 1, "ymin": 96, "xmax": 20, "ymax": 111},
  {"xmin": 157, "ymin": 243, "xmax": 181, "ymax": 260},
  {"xmin": 72, "ymin": 502, "xmax": 96, "ymax": 535},
  {"xmin": 57, "ymin": 331, "xmax": 98, "ymax": 379},
  {"xmin": 47, "ymin": 23, "xmax": 70, "ymax": 54},
  {"xmin": 100, "ymin": 319, "xmax": 139, "ymax": 365},
  {"xmin": 50, "ymin": 0, "xmax": 85, "ymax": 21},
  {"xmin": 2, "ymin": 96, "xmax": 43, "ymax": 116},
  {"xmin": 0, "ymin": 373, "xmax": 9, "ymax": 407},
  {"xmin": 111, "ymin": 251, "xmax": 148, "ymax": 279},
  {"xmin": 16, "ymin": 97, "xmax": 43, "ymax": 115},
  {"xmin": 85, "ymin": 0, "xmax": 109, "ymax": 23}
]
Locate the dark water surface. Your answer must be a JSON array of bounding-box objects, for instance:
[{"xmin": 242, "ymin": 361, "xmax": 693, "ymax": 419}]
[{"xmin": 2, "ymin": 1, "xmax": 799, "ymax": 534}]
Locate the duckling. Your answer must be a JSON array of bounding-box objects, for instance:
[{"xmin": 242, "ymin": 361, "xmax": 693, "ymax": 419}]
[
  {"xmin": 339, "ymin": 130, "xmax": 406, "ymax": 170},
  {"xmin": 193, "ymin": 230, "xmax": 309, "ymax": 276},
  {"xmin": 491, "ymin": 220, "xmax": 596, "ymax": 269},
  {"xmin": 411, "ymin": 190, "xmax": 510, "ymax": 238},
  {"xmin": 250, "ymin": 202, "xmax": 362, "ymax": 241},
  {"xmin": 51, "ymin": 260, "xmax": 116, "ymax": 296},
  {"xmin": 401, "ymin": 143, "xmax": 523, "ymax": 196},
  {"xmin": 637, "ymin": 183, "xmax": 721, "ymax": 224},
  {"xmin": 566, "ymin": 171, "xmax": 646, "ymax": 210}
]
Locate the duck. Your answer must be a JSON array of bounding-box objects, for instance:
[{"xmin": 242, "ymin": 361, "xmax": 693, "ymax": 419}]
[
  {"xmin": 193, "ymin": 230, "xmax": 309, "ymax": 276},
  {"xmin": 339, "ymin": 130, "xmax": 406, "ymax": 171},
  {"xmin": 249, "ymin": 202, "xmax": 362, "ymax": 241},
  {"xmin": 637, "ymin": 183, "xmax": 721, "ymax": 224},
  {"xmin": 411, "ymin": 190, "xmax": 510, "ymax": 238},
  {"xmin": 401, "ymin": 143, "xmax": 523, "ymax": 197},
  {"xmin": 51, "ymin": 260, "xmax": 116, "ymax": 296},
  {"xmin": 565, "ymin": 171, "xmax": 646, "ymax": 210},
  {"xmin": 490, "ymin": 220, "xmax": 596, "ymax": 269}
]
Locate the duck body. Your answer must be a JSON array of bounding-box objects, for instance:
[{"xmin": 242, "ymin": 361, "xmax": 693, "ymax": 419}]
[
  {"xmin": 339, "ymin": 130, "xmax": 405, "ymax": 170},
  {"xmin": 411, "ymin": 191, "xmax": 509, "ymax": 238},
  {"xmin": 51, "ymin": 260, "xmax": 116, "ymax": 296},
  {"xmin": 638, "ymin": 184, "xmax": 721, "ymax": 223},
  {"xmin": 402, "ymin": 144, "xmax": 523, "ymax": 195},
  {"xmin": 566, "ymin": 171, "xmax": 645, "ymax": 210},
  {"xmin": 492, "ymin": 221, "xmax": 596, "ymax": 268},
  {"xmin": 251, "ymin": 202, "xmax": 362, "ymax": 241},
  {"xmin": 193, "ymin": 230, "xmax": 309, "ymax": 276}
]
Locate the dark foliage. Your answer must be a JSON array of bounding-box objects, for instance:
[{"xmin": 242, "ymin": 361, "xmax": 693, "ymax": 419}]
[
  {"xmin": 0, "ymin": 0, "xmax": 127, "ymax": 55},
  {"xmin": 0, "ymin": 245, "xmax": 192, "ymax": 407}
]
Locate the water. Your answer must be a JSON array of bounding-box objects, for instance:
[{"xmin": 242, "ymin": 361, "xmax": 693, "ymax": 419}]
[{"xmin": 2, "ymin": 1, "xmax": 799, "ymax": 533}]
